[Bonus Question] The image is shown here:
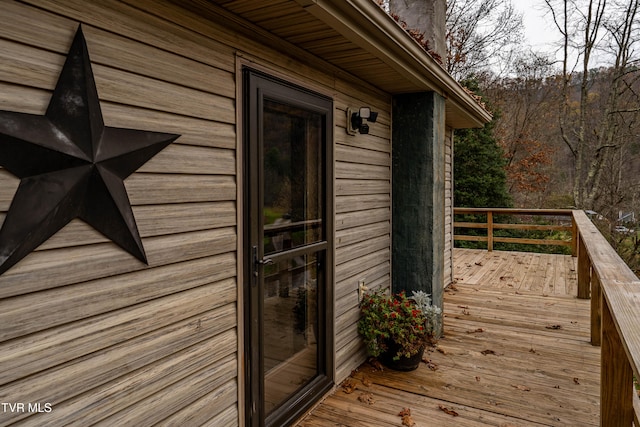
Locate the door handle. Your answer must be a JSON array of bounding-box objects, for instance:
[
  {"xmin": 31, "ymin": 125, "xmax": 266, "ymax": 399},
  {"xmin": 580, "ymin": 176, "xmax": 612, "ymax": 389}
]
[{"xmin": 252, "ymin": 246, "xmax": 273, "ymax": 278}]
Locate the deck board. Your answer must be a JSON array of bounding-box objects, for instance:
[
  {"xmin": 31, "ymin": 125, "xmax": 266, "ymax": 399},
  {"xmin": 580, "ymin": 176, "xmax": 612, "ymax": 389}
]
[{"xmin": 296, "ymin": 249, "xmax": 600, "ymax": 426}]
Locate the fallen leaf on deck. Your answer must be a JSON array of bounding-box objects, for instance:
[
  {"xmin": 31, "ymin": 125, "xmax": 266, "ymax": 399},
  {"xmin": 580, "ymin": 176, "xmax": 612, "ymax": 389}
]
[
  {"xmin": 466, "ymin": 328, "xmax": 484, "ymax": 334},
  {"xmin": 401, "ymin": 415, "xmax": 416, "ymax": 426},
  {"xmin": 422, "ymin": 359, "xmax": 438, "ymax": 371},
  {"xmin": 546, "ymin": 324, "xmax": 562, "ymax": 330},
  {"xmin": 438, "ymin": 404, "xmax": 459, "ymax": 416},
  {"xmin": 358, "ymin": 392, "xmax": 375, "ymax": 405},
  {"xmin": 368, "ymin": 358, "xmax": 384, "ymax": 371},
  {"xmin": 475, "ymin": 262, "xmax": 483, "ymax": 266},
  {"xmin": 529, "ymin": 348, "xmax": 537, "ymax": 354},
  {"xmin": 361, "ymin": 376, "xmax": 372, "ymax": 387},
  {"xmin": 458, "ymin": 305, "xmax": 469, "ymax": 309},
  {"xmin": 399, "ymin": 409, "xmax": 415, "ymax": 426},
  {"xmin": 499, "ymin": 275, "xmax": 513, "ymax": 281},
  {"xmin": 462, "ymin": 309, "xmax": 471, "ymax": 315},
  {"xmin": 512, "ymin": 384, "xmax": 531, "ymax": 391},
  {"xmin": 573, "ymin": 377, "xmax": 580, "ymax": 385},
  {"xmin": 437, "ymin": 347, "xmax": 447, "ymax": 355},
  {"xmin": 481, "ymin": 349, "xmax": 496, "ymax": 355},
  {"xmin": 554, "ymin": 385, "xmax": 561, "ymax": 389},
  {"xmin": 449, "ymin": 284, "xmax": 459, "ymax": 291},
  {"xmin": 398, "ymin": 408, "xmax": 411, "ymax": 417},
  {"xmin": 475, "ymin": 376, "xmax": 481, "ymax": 382},
  {"xmin": 341, "ymin": 379, "xmax": 357, "ymax": 394}
]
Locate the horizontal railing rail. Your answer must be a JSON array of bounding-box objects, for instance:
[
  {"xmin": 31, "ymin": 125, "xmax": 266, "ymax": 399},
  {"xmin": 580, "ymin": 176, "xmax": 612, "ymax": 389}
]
[
  {"xmin": 264, "ymin": 219, "xmax": 323, "ymax": 236},
  {"xmin": 453, "ymin": 208, "xmax": 577, "ymax": 255}
]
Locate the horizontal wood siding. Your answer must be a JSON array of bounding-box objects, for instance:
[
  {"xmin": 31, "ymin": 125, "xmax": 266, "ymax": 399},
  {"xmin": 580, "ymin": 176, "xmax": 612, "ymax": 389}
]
[
  {"xmin": 0, "ymin": 0, "xmax": 393, "ymax": 424},
  {"xmin": 444, "ymin": 127, "xmax": 454, "ymax": 286},
  {"xmin": 334, "ymin": 95, "xmax": 392, "ymax": 383}
]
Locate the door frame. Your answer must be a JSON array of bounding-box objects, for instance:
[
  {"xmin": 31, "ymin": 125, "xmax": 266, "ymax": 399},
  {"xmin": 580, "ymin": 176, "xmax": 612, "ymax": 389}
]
[{"xmin": 241, "ymin": 67, "xmax": 334, "ymax": 427}]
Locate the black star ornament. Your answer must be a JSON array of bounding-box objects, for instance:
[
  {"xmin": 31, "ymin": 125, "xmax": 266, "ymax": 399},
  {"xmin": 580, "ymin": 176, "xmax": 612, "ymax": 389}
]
[{"xmin": 0, "ymin": 26, "xmax": 180, "ymax": 275}]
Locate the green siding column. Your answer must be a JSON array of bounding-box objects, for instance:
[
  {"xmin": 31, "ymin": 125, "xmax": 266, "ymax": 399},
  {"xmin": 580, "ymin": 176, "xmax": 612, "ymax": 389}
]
[{"xmin": 392, "ymin": 92, "xmax": 445, "ymax": 318}]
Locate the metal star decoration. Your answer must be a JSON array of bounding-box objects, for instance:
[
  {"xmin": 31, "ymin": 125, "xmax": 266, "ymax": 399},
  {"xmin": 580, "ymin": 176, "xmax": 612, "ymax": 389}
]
[{"xmin": 0, "ymin": 26, "xmax": 179, "ymax": 275}]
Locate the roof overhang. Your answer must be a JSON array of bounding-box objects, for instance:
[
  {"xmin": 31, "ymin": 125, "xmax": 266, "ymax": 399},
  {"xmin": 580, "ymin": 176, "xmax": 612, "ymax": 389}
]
[
  {"xmin": 296, "ymin": 0, "xmax": 491, "ymax": 128},
  {"xmin": 202, "ymin": 0, "xmax": 492, "ymax": 128}
]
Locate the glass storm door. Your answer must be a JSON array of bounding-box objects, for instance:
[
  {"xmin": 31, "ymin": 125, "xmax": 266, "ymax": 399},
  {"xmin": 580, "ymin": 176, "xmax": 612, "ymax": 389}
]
[{"xmin": 243, "ymin": 69, "xmax": 333, "ymax": 427}]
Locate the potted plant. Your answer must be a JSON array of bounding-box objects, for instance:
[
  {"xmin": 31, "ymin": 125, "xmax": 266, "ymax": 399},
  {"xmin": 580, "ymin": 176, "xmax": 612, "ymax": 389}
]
[{"xmin": 358, "ymin": 288, "xmax": 441, "ymax": 371}]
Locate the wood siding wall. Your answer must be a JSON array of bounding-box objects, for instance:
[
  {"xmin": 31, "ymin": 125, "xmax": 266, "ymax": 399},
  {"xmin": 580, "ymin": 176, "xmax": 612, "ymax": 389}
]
[
  {"xmin": 444, "ymin": 127, "xmax": 454, "ymax": 286},
  {"xmin": 0, "ymin": 0, "xmax": 391, "ymax": 424},
  {"xmin": 334, "ymin": 97, "xmax": 392, "ymax": 383}
]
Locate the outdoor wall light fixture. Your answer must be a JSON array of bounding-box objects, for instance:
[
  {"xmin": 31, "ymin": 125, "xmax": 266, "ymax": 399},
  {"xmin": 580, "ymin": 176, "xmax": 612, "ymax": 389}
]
[{"xmin": 346, "ymin": 106, "xmax": 378, "ymax": 135}]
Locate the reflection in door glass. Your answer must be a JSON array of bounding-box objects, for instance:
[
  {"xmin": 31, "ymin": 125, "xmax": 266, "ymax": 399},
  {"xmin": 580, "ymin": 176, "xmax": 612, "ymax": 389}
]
[
  {"xmin": 263, "ymin": 253, "xmax": 319, "ymax": 414},
  {"xmin": 263, "ymin": 100, "xmax": 323, "ymax": 255}
]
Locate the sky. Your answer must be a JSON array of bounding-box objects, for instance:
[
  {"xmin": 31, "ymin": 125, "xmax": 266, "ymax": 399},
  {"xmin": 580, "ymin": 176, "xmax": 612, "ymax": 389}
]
[
  {"xmin": 511, "ymin": 0, "xmax": 561, "ymax": 54},
  {"xmin": 511, "ymin": 0, "xmax": 615, "ymax": 69}
]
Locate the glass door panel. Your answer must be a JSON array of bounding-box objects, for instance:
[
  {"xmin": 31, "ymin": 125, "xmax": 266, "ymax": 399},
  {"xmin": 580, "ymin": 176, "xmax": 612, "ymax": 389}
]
[{"xmin": 262, "ymin": 100, "xmax": 322, "ymax": 417}]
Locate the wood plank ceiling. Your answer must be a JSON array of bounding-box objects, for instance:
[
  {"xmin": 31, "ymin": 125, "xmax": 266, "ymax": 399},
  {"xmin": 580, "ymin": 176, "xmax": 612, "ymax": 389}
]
[{"xmin": 205, "ymin": 0, "xmax": 427, "ymax": 94}]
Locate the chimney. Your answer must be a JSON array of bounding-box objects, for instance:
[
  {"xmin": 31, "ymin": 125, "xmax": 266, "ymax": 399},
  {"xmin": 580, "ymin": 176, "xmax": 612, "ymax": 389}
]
[{"xmin": 388, "ymin": 0, "xmax": 446, "ymax": 60}]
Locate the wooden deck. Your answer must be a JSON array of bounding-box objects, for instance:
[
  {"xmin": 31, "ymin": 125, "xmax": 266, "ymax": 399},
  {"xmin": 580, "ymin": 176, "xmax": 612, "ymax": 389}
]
[
  {"xmin": 453, "ymin": 248, "xmax": 579, "ymax": 296},
  {"xmin": 296, "ymin": 249, "xmax": 600, "ymax": 426}
]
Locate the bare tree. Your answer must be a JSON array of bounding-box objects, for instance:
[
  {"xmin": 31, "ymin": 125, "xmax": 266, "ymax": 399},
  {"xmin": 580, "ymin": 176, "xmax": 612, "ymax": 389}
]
[
  {"xmin": 445, "ymin": 0, "xmax": 524, "ymax": 79},
  {"xmin": 544, "ymin": 0, "xmax": 640, "ymax": 212}
]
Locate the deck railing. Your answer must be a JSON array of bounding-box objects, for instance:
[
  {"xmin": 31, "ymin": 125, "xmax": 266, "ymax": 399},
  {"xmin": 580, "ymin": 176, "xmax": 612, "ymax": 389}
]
[
  {"xmin": 453, "ymin": 208, "xmax": 577, "ymax": 255},
  {"xmin": 572, "ymin": 210, "xmax": 640, "ymax": 426},
  {"xmin": 454, "ymin": 207, "xmax": 640, "ymax": 426}
]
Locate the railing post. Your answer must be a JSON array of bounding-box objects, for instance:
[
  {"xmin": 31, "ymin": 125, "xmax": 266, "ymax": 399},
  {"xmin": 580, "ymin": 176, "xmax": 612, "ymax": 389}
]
[
  {"xmin": 601, "ymin": 297, "xmax": 634, "ymax": 426},
  {"xmin": 571, "ymin": 214, "xmax": 578, "ymax": 257},
  {"xmin": 577, "ymin": 234, "xmax": 591, "ymax": 299},
  {"xmin": 590, "ymin": 273, "xmax": 601, "ymax": 346},
  {"xmin": 487, "ymin": 211, "xmax": 493, "ymax": 252}
]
